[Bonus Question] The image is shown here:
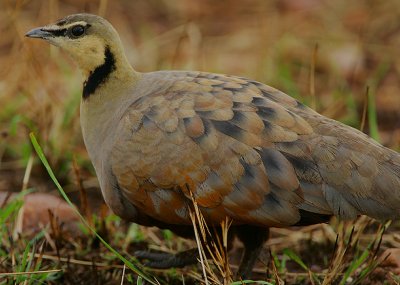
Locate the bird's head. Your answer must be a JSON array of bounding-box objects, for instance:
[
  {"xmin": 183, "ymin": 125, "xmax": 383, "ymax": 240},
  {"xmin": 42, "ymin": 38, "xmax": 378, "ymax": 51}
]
[{"xmin": 26, "ymin": 13, "xmax": 128, "ymax": 76}]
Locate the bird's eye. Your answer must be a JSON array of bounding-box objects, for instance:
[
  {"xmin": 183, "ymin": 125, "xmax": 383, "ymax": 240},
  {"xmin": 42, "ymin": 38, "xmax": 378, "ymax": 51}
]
[{"xmin": 70, "ymin": 25, "xmax": 85, "ymax": 37}]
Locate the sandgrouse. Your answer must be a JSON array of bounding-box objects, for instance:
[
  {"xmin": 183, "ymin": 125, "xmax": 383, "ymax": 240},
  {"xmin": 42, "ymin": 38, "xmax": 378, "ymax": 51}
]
[{"xmin": 26, "ymin": 13, "xmax": 400, "ymax": 277}]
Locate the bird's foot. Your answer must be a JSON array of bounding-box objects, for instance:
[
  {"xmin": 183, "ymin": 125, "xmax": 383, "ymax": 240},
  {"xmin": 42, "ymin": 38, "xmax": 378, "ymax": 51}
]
[{"xmin": 134, "ymin": 248, "xmax": 198, "ymax": 269}]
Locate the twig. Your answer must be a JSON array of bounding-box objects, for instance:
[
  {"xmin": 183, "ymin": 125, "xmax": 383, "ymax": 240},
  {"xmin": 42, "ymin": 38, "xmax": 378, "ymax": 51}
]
[
  {"xmin": 360, "ymin": 86, "xmax": 369, "ymax": 132},
  {"xmin": 309, "ymin": 43, "xmax": 319, "ymax": 110},
  {"xmin": 0, "ymin": 269, "xmax": 62, "ymax": 277},
  {"xmin": 28, "ymin": 253, "xmax": 124, "ymax": 269},
  {"xmin": 120, "ymin": 264, "xmax": 126, "ymax": 285}
]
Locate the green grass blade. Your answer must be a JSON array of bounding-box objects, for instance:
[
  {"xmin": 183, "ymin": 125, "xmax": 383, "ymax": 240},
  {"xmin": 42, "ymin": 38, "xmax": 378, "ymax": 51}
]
[
  {"xmin": 0, "ymin": 199, "xmax": 23, "ymax": 224},
  {"xmin": 339, "ymin": 249, "xmax": 369, "ymax": 285},
  {"xmin": 136, "ymin": 276, "xmax": 143, "ymax": 285},
  {"xmin": 283, "ymin": 248, "xmax": 320, "ymax": 284},
  {"xmin": 367, "ymin": 91, "xmax": 380, "ymax": 142},
  {"xmin": 283, "ymin": 248, "xmax": 308, "ymax": 271},
  {"xmin": 29, "ymin": 132, "xmax": 157, "ymax": 285},
  {"xmin": 15, "ymin": 242, "xmax": 32, "ymax": 283}
]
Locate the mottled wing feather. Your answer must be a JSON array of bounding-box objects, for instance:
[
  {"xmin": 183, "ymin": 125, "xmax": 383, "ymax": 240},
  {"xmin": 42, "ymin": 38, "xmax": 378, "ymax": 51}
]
[
  {"xmin": 110, "ymin": 71, "xmax": 400, "ymax": 227},
  {"xmin": 283, "ymin": 107, "xmax": 400, "ymax": 219}
]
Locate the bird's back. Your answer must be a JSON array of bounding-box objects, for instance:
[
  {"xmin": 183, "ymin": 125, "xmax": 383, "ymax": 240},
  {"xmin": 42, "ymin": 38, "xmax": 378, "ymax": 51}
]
[
  {"xmin": 26, "ymin": 13, "xmax": 400, "ymax": 277},
  {"xmin": 108, "ymin": 70, "xmax": 400, "ymax": 227}
]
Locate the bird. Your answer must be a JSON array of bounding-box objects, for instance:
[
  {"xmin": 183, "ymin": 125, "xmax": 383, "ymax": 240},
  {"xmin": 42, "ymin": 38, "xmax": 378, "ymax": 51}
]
[{"xmin": 26, "ymin": 13, "xmax": 400, "ymax": 278}]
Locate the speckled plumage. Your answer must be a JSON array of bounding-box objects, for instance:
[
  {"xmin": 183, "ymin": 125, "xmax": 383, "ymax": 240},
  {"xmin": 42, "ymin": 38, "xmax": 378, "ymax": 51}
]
[
  {"xmin": 109, "ymin": 70, "xmax": 400, "ymax": 226},
  {"xmin": 27, "ymin": 13, "xmax": 400, "ymax": 277}
]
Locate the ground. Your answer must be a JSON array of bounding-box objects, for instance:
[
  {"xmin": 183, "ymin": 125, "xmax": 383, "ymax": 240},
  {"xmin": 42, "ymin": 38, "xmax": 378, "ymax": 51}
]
[{"xmin": 0, "ymin": 1, "xmax": 400, "ymax": 284}]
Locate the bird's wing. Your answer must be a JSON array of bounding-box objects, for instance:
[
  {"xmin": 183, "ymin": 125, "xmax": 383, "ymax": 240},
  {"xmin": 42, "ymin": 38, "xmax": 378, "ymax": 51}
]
[
  {"xmin": 110, "ymin": 71, "xmax": 400, "ymax": 227},
  {"xmin": 286, "ymin": 105, "xmax": 400, "ymax": 221}
]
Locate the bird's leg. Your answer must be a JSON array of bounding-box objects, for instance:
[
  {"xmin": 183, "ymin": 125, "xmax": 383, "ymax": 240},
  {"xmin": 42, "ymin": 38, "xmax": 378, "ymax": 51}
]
[
  {"xmin": 134, "ymin": 248, "xmax": 199, "ymax": 269},
  {"xmin": 135, "ymin": 225, "xmax": 235, "ymax": 270},
  {"xmin": 235, "ymin": 225, "xmax": 269, "ymax": 278}
]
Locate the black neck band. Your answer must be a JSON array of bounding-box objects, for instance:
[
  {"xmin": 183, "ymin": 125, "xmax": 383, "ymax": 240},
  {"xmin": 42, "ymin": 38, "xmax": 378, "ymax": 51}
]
[{"xmin": 83, "ymin": 46, "xmax": 116, "ymax": 99}]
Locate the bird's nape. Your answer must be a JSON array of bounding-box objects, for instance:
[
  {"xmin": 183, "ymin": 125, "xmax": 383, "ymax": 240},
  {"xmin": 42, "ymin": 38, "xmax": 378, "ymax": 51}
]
[{"xmin": 26, "ymin": 13, "xmax": 400, "ymax": 278}]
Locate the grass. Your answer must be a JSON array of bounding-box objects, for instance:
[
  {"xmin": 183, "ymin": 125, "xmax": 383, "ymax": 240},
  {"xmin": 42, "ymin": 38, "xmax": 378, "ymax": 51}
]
[
  {"xmin": 29, "ymin": 133, "xmax": 157, "ymax": 285},
  {"xmin": 0, "ymin": 136, "xmax": 392, "ymax": 284},
  {"xmin": 0, "ymin": 191, "xmax": 58, "ymax": 284},
  {"xmin": 1, "ymin": 0, "xmax": 400, "ymax": 284},
  {"xmin": 2, "ymin": 195, "xmax": 395, "ymax": 284}
]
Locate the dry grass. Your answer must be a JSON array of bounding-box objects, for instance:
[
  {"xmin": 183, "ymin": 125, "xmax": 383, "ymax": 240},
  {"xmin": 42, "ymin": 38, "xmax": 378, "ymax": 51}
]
[
  {"xmin": 1, "ymin": 0, "xmax": 400, "ymax": 284},
  {"xmin": 188, "ymin": 191, "xmax": 233, "ymax": 284}
]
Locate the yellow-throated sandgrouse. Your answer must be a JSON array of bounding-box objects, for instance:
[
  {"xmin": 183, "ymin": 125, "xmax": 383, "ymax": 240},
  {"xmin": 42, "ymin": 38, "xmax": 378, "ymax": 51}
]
[{"xmin": 26, "ymin": 13, "xmax": 400, "ymax": 277}]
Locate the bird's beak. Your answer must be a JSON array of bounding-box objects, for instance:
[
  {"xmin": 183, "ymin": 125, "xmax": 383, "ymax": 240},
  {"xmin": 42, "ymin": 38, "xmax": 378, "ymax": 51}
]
[{"xmin": 25, "ymin": 27, "xmax": 53, "ymax": 40}]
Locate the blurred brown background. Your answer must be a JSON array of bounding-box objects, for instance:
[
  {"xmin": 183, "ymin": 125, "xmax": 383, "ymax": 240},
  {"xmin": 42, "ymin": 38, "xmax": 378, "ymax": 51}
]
[
  {"xmin": 0, "ymin": 1, "xmax": 400, "ymax": 283},
  {"xmin": 1, "ymin": 0, "xmax": 399, "ymax": 194}
]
